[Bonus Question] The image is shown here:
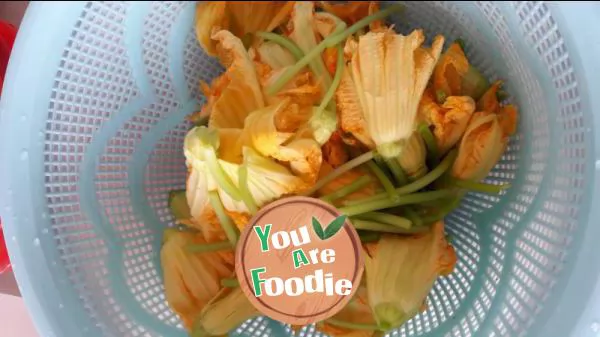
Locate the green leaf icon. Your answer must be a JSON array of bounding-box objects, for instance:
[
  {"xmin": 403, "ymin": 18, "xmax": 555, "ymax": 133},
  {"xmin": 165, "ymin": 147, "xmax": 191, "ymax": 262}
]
[
  {"xmin": 323, "ymin": 215, "xmax": 347, "ymax": 239},
  {"xmin": 312, "ymin": 217, "xmax": 326, "ymax": 240}
]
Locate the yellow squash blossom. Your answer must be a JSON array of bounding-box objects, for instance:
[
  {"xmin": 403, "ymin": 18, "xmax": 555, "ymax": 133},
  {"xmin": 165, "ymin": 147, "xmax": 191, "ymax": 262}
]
[
  {"xmin": 318, "ymin": 286, "xmax": 379, "ymax": 337},
  {"xmin": 396, "ymin": 131, "xmax": 428, "ymax": 180},
  {"xmin": 161, "ymin": 230, "xmax": 234, "ymax": 330},
  {"xmin": 452, "ymin": 82, "xmax": 518, "ymax": 181},
  {"xmin": 318, "ymin": 1, "xmax": 380, "ymax": 26},
  {"xmin": 418, "ymin": 87, "xmax": 476, "ymax": 154},
  {"xmin": 433, "ymin": 42, "xmax": 469, "ymax": 98},
  {"xmin": 185, "ymin": 126, "xmax": 309, "ymax": 232},
  {"xmin": 349, "ymin": 29, "xmax": 444, "ymax": 158},
  {"xmin": 288, "ymin": 2, "xmax": 332, "ymax": 94},
  {"xmin": 195, "ymin": 1, "xmax": 295, "ymax": 56},
  {"xmin": 336, "ymin": 60, "xmax": 376, "ymax": 149},
  {"xmin": 451, "ymin": 112, "xmax": 513, "ymax": 181},
  {"xmin": 192, "ymin": 287, "xmax": 260, "ymax": 336},
  {"xmin": 321, "ymin": 130, "xmax": 350, "ymax": 168},
  {"xmin": 239, "ymin": 100, "xmax": 323, "ymax": 184},
  {"xmin": 433, "ymin": 41, "xmax": 490, "ymax": 101},
  {"xmin": 191, "ymin": 30, "xmax": 265, "ymax": 129},
  {"xmin": 251, "ymin": 39, "xmax": 321, "ymax": 134},
  {"xmin": 363, "ymin": 221, "xmax": 457, "ymax": 330}
]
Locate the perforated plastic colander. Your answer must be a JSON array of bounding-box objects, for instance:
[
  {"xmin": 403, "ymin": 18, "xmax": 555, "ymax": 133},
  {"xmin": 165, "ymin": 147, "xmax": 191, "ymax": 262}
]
[{"xmin": 1, "ymin": 1, "xmax": 600, "ymax": 337}]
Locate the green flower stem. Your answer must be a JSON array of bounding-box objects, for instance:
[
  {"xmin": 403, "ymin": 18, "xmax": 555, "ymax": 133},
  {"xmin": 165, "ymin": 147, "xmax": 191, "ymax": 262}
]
[
  {"xmin": 325, "ymin": 318, "xmax": 382, "ymax": 331},
  {"xmin": 256, "ymin": 31, "xmax": 335, "ymax": 111},
  {"xmin": 302, "ymin": 151, "xmax": 374, "ymax": 196},
  {"xmin": 421, "ymin": 196, "xmax": 463, "ymax": 224},
  {"xmin": 355, "ymin": 212, "xmax": 412, "ymax": 229},
  {"xmin": 358, "ymin": 231, "xmax": 381, "ymax": 243},
  {"xmin": 208, "ymin": 191, "xmax": 239, "ymax": 246},
  {"xmin": 451, "ymin": 178, "xmax": 511, "ymax": 194},
  {"xmin": 385, "ymin": 157, "xmax": 408, "ymax": 186},
  {"xmin": 220, "ymin": 278, "xmax": 239, "ymax": 288},
  {"xmin": 343, "ymin": 149, "xmax": 458, "ymax": 206},
  {"xmin": 205, "ymin": 149, "xmax": 243, "ymax": 201},
  {"xmin": 315, "ymin": 43, "xmax": 345, "ymax": 117},
  {"xmin": 402, "ymin": 207, "xmax": 423, "ymax": 227},
  {"xmin": 418, "ymin": 123, "xmax": 439, "ymax": 167},
  {"xmin": 367, "ymin": 161, "xmax": 399, "ymax": 202},
  {"xmin": 395, "ymin": 149, "xmax": 457, "ymax": 194},
  {"xmin": 238, "ymin": 164, "xmax": 258, "ymax": 214},
  {"xmin": 352, "ymin": 219, "xmax": 430, "ymax": 234},
  {"xmin": 255, "ymin": 32, "xmax": 305, "ymax": 61},
  {"xmin": 320, "ymin": 175, "xmax": 372, "ymax": 203},
  {"xmin": 340, "ymin": 190, "xmax": 455, "ymax": 216},
  {"xmin": 186, "ymin": 241, "xmax": 232, "ymax": 253},
  {"xmin": 266, "ymin": 5, "xmax": 404, "ymax": 95}
]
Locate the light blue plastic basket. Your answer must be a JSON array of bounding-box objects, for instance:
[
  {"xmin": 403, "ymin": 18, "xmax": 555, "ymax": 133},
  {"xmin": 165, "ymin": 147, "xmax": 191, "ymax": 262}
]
[{"xmin": 1, "ymin": 1, "xmax": 600, "ymax": 337}]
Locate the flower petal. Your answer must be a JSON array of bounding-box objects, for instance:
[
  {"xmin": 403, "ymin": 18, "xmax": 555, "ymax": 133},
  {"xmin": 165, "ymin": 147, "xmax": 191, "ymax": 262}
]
[
  {"xmin": 337, "ymin": 63, "xmax": 375, "ymax": 149},
  {"xmin": 433, "ymin": 42, "xmax": 470, "ymax": 97},
  {"xmin": 363, "ymin": 221, "xmax": 455, "ymax": 330},
  {"xmin": 205, "ymin": 30, "xmax": 265, "ymax": 129},
  {"xmin": 351, "ymin": 29, "xmax": 444, "ymax": 158},
  {"xmin": 451, "ymin": 112, "xmax": 504, "ymax": 181},
  {"xmin": 195, "ymin": 2, "xmax": 229, "ymax": 56}
]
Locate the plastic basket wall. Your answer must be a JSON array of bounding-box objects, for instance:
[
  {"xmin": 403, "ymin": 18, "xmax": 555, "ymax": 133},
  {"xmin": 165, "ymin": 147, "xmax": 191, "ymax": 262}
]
[{"xmin": 1, "ymin": 2, "xmax": 600, "ymax": 337}]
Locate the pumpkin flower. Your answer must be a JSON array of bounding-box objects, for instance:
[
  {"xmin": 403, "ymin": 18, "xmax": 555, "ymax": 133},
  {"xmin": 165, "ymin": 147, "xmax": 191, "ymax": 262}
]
[
  {"xmin": 251, "ymin": 39, "xmax": 321, "ymax": 134},
  {"xmin": 161, "ymin": 230, "xmax": 234, "ymax": 331},
  {"xmin": 433, "ymin": 41, "xmax": 490, "ymax": 101},
  {"xmin": 336, "ymin": 60, "xmax": 376, "ymax": 149},
  {"xmin": 288, "ymin": 2, "xmax": 332, "ymax": 95},
  {"xmin": 184, "ymin": 126, "xmax": 309, "ymax": 233},
  {"xmin": 418, "ymin": 87, "xmax": 476, "ymax": 155},
  {"xmin": 452, "ymin": 81, "xmax": 518, "ymax": 181},
  {"xmin": 191, "ymin": 30, "xmax": 265, "ymax": 129},
  {"xmin": 348, "ymin": 29, "xmax": 444, "ymax": 158},
  {"xmin": 239, "ymin": 100, "xmax": 323, "ymax": 184},
  {"xmin": 396, "ymin": 131, "xmax": 428, "ymax": 180},
  {"xmin": 192, "ymin": 287, "xmax": 260, "ymax": 337},
  {"xmin": 318, "ymin": 1, "xmax": 380, "ymax": 26},
  {"xmin": 362, "ymin": 221, "xmax": 456, "ymax": 330},
  {"xmin": 451, "ymin": 112, "xmax": 515, "ymax": 181},
  {"xmin": 195, "ymin": 1, "xmax": 295, "ymax": 56},
  {"xmin": 317, "ymin": 285, "xmax": 380, "ymax": 337}
]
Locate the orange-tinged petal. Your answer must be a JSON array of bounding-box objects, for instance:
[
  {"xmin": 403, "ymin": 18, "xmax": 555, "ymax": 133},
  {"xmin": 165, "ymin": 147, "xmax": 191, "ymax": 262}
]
[
  {"xmin": 337, "ymin": 63, "xmax": 375, "ymax": 149},
  {"xmin": 433, "ymin": 95, "xmax": 476, "ymax": 154},
  {"xmin": 195, "ymin": 2, "xmax": 229, "ymax": 56},
  {"xmin": 362, "ymin": 221, "xmax": 455, "ymax": 329},
  {"xmin": 477, "ymin": 80, "xmax": 502, "ymax": 113},
  {"xmin": 318, "ymin": 1, "xmax": 374, "ymax": 25},
  {"xmin": 225, "ymin": 210, "xmax": 251, "ymax": 231},
  {"xmin": 351, "ymin": 29, "xmax": 444, "ymax": 158},
  {"xmin": 205, "ymin": 30, "xmax": 265, "ymax": 129},
  {"xmin": 433, "ymin": 42, "xmax": 470, "ymax": 97},
  {"xmin": 317, "ymin": 285, "xmax": 378, "ymax": 337},
  {"xmin": 499, "ymin": 104, "xmax": 518, "ymax": 136},
  {"xmin": 161, "ymin": 231, "xmax": 234, "ymax": 330},
  {"xmin": 451, "ymin": 111, "xmax": 504, "ymax": 181},
  {"xmin": 241, "ymin": 101, "xmax": 323, "ymax": 184},
  {"xmin": 274, "ymin": 104, "xmax": 314, "ymax": 133},
  {"xmin": 322, "ymin": 131, "xmax": 349, "ymax": 168},
  {"xmin": 226, "ymin": 1, "xmax": 295, "ymax": 37},
  {"xmin": 323, "ymin": 47, "xmax": 338, "ymax": 75},
  {"xmin": 314, "ymin": 11, "xmax": 346, "ymax": 38}
]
